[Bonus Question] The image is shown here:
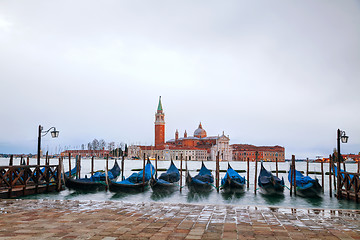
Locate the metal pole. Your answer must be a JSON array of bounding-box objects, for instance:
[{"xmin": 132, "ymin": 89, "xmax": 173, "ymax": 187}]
[
  {"xmin": 247, "ymin": 157, "xmax": 249, "ymax": 189},
  {"xmin": 37, "ymin": 125, "xmax": 41, "ymax": 166},
  {"xmin": 337, "ymin": 129, "xmax": 341, "ymax": 199}
]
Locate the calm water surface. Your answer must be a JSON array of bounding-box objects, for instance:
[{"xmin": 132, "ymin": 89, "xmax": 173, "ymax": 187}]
[{"xmin": 1, "ymin": 157, "xmax": 359, "ymax": 210}]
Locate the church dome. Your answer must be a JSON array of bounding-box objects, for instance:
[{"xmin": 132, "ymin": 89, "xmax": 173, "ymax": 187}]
[{"xmin": 194, "ymin": 122, "xmax": 207, "ymax": 138}]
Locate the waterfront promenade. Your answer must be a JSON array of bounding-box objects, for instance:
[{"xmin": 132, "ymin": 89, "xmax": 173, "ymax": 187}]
[{"xmin": 0, "ymin": 200, "xmax": 359, "ymax": 239}]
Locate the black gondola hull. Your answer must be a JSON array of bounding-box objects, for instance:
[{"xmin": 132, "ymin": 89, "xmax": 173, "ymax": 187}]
[
  {"xmin": 259, "ymin": 182, "xmax": 284, "ymax": 195},
  {"xmin": 221, "ymin": 178, "xmax": 245, "ymax": 193},
  {"xmin": 186, "ymin": 174, "xmax": 213, "ymax": 192},
  {"xmin": 109, "ymin": 180, "xmax": 149, "ymax": 192},
  {"xmin": 150, "ymin": 178, "xmax": 179, "ymax": 192},
  {"xmin": 64, "ymin": 176, "xmax": 106, "ymax": 191},
  {"xmin": 296, "ymin": 181, "xmax": 322, "ymax": 198}
]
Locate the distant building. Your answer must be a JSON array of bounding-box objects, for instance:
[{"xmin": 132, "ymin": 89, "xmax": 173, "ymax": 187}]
[
  {"xmin": 129, "ymin": 97, "xmax": 285, "ymax": 161},
  {"xmin": 129, "ymin": 97, "xmax": 232, "ymax": 161},
  {"xmin": 60, "ymin": 149, "xmax": 110, "ymax": 158},
  {"xmin": 231, "ymin": 144, "xmax": 285, "ymax": 162}
]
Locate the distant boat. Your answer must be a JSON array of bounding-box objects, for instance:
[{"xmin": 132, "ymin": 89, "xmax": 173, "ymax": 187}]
[
  {"xmin": 258, "ymin": 162, "xmax": 284, "ymax": 195},
  {"xmin": 345, "ymin": 158, "xmax": 356, "ymax": 163},
  {"xmin": 186, "ymin": 162, "xmax": 214, "ymax": 192},
  {"xmin": 65, "ymin": 160, "xmax": 120, "ymax": 191},
  {"xmin": 288, "ymin": 167, "xmax": 322, "ymax": 197},
  {"xmin": 150, "ymin": 160, "xmax": 180, "ymax": 191},
  {"xmin": 109, "ymin": 160, "xmax": 155, "ymax": 192},
  {"xmin": 221, "ymin": 163, "xmax": 246, "ymax": 193}
]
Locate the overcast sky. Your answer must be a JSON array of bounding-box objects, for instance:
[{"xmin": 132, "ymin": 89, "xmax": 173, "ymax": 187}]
[{"xmin": 1, "ymin": 1, "xmax": 359, "ymax": 159}]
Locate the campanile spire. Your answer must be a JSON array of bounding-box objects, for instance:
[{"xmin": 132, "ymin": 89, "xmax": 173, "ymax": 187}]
[{"xmin": 155, "ymin": 96, "xmax": 165, "ymax": 146}]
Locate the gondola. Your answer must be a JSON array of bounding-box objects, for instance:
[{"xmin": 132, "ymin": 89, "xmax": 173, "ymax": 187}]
[
  {"xmin": 109, "ymin": 160, "xmax": 155, "ymax": 192},
  {"xmin": 288, "ymin": 167, "xmax": 322, "ymax": 197},
  {"xmin": 150, "ymin": 160, "xmax": 180, "ymax": 191},
  {"xmin": 221, "ymin": 163, "xmax": 245, "ymax": 193},
  {"xmin": 65, "ymin": 160, "xmax": 120, "ymax": 191},
  {"xmin": 258, "ymin": 162, "xmax": 284, "ymax": 195},
  {"xmin": 186, "ymin": 161, "xmax": 214, "ymax": 192}
]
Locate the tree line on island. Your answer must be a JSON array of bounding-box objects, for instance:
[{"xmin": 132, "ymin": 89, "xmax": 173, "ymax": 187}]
[{"xmin": 85, "ymin": 139, "xmax": 128, "ymax": 157}]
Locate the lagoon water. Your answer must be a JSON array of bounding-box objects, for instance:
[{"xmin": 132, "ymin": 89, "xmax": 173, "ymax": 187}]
[{"xmin": 1, "ymin": 157, "xmax": 359, "ymax": 210}]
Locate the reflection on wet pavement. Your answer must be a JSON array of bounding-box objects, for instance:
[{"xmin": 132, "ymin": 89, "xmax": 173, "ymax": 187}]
[{"xmin": 0, "ymin": 199, "xmax": 359, "ymax": 239}]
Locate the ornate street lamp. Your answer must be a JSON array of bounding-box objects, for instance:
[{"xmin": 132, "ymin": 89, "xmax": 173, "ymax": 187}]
[
  {"xmin": 37, "ymin": 125, "xmax": 59, "ymax": 165},
  {"xmin": 337, "ymin": 129, "xmax": 348, "ymax": 162},
  {"xmin": 336, "ymin": 128, "xmax": 348, "ymax": 199}
]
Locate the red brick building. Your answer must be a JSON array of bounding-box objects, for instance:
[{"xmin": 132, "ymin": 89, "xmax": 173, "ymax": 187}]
[
  {"xmin": 232, "ymin": 144, "xmax": 285, "ymax": 162},
  {"xmin": 61, "ymin": 149, "xmax": 110, "ymax": 158}
]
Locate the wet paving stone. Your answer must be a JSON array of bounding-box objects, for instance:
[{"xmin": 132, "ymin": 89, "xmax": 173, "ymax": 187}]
[{"xmin": 0, "ymin": 199, "xmax": 359, "ymax": 239}]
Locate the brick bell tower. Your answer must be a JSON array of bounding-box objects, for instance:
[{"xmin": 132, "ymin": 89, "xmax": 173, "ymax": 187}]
[{"xmin": 155, "ymin": 96, "xmax": 165, "ymax": 147}]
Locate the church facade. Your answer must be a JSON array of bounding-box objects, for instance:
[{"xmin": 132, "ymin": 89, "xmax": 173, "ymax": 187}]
[{"xmin": 128, "ymin": 97, "xmax": 285, "ymax": 161}]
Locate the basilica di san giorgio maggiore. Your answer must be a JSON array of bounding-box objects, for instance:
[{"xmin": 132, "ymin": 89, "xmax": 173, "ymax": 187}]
[{"xmin": 128, "ymin": 97, "xmax": 285, "ymax": 162}]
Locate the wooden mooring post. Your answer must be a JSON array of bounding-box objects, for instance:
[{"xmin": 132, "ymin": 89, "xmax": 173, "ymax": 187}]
[
  {"xmin": 91, "ymin": 156, "xmax": 94, "ymax": 176},
  {"xmin": 306, "ymin": 158, "xmax": 309, "ymax": 176},
  {"xmin": 275, "ymin": 156, "xmax": 278, "ymax": 177},
  {"xmin": 142, "ymin": 153, "xmax": 146, "ymax": 192},
  {"xmin": 57, "ymin": 157, "xmax": 63, "ymax": 191},
  {"xmin": 121, "ymin": 154, "xmax": 125, "ymax": 181},
  {"xmin": 105, "ymin": 155, "xmax": 109, "ymax": 191},
  {"xmin": 329, "ymin": 154, "xmax": 332, "ymax": 197},
  {"xmin": 216, "ymin": 152, "xmax": 220, "ymax": 192},
  {"xmin": 155, "ymin": 154, "xmax": 158, "ymax": 179},
  {"xmin": 77, "ymin": 155, "xmax": 81, "ymax": 179},
  {"xmin": 9, "ymin": 155, "xmax": 13, "ymax": 166},
  {"xmin": 68, "ymin": 153, "xmax": 71, "ymax": 177},
  {"xmin": 293, "ymin": 155, "xmax": 296, "ymax": 196},
  {"xmin": 336, "ymin": 156, "xmax": 341, "ymax": 199},
  {"xmin": 321, "ymin": 161, "xmax": 324, "ymax": 192},
  {"xmin": 247, "ymin": 157, "xmax": 249, "ymax": 189},
  {"xmin": 180, "ymin": 153, "xmax": 183, "ymax": 193},
  {"xmin": 254, "ymin": 151, "xmax": 258, "ymax": 195}
]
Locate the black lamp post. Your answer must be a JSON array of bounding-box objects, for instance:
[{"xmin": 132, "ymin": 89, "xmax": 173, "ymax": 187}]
[
  {"xmin": 336, "ymin": 128, "xmax": 348, "ymax": 199},
  {"xmin": 337, "ymin": 129, "xmax": 348, "ymax": 163},
  {"xmin": 37, "ymin": 125, "xmax": 59, "ymax": 165}
]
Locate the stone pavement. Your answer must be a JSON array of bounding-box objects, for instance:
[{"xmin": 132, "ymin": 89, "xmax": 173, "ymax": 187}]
[{"xmin": 0, "ymin": 199, "xmax": 359, "ymax": 239}]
